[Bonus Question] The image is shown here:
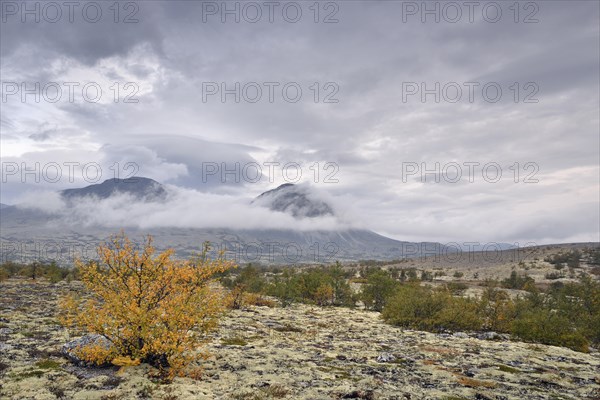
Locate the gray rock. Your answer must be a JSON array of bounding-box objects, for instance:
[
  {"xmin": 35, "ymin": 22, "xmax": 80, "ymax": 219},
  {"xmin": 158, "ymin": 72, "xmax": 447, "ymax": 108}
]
[
  {"xmin": 62, "ymin": 334, "xmax": 113, "ymax": 366},
  {"xmin": 0, "ymin": 327, "xmax": 12, "ymax": 335},
  {"xmin": 478, "ymin": 331, "xmax": 502, "ymax": 340},
  {"xmin": 0, "ymin": 342, "xmax": 13, "ymax": 351},
  {"xmin": 453, "ymin": 332, "xmax": 469, "ymax": 339},
  {"xmin": 263, "ymin": 320, "xmax": 285, "ymax": 330},
  {"xmin": 376, "ymin": 352, "xmax": 396, "ymax": 363}
]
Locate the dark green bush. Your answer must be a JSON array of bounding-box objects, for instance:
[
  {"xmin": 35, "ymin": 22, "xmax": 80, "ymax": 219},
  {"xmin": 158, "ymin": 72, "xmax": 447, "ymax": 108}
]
[
  {"xmin": 501, "ymin": 271, "xmax": 535, "ymax": 289},
  {"xmin": 511, "ymin": 308, "xmax": 589, "ymax": 352},
  {"xmin": 0, "ymin": 261, "xmax": 73, "ymax": 282},
  {"xmin": 221, "ymin": 264, "xmax": 266, "ymax": 293},
  {"xmin": 545, "ymin": 271, "xmax": 563, "ymax": 280},
  {"xmin": 382, "ymin": 284, "xmax": 482, "ymax": 332},
  {"xmin": 360, "ymin": 268, "xmax": 399, "ymax": 311},
  {"xmin": 444, "ymin": 282, "xmax": 469, "ymax": 295},
  {"xmin": 544, "ymin": 250, "xmax": 581, "ymax": 269},
  {"xmin": 266, "ymin": 263, "xmax": 355, "ymax": 307},
  {"xmin": 381, "ymin": 277, "xmax": 599, "ymax": 352}
]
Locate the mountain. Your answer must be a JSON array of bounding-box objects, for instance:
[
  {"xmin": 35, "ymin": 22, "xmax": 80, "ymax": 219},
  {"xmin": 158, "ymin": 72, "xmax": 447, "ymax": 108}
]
[
  {"xmin": 0, "ymin": 203, "xmax": 10, "ymax": 209},
  {"xmin": 458, "ymin": 242, "xmax": 518, "ymax": 251},
  {"xmin": 61, "ymin": 177, "xmax": 167, "ymax": 202},
  {"xmin": 0, "ymin": 177, "xmax": 451, "ymax": 264},
  {"xmin": 252, "ymin": 183, "xmax": 334, "ymax": 218}
]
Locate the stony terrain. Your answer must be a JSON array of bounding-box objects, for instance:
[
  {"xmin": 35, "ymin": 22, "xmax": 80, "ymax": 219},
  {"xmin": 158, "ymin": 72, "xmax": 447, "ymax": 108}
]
[
  {"xmin": 387, "ymin": 243, "xmax": 598, "ymax": 283},
  {"xmin": 0, "ymin": 279, "xmax": 599, "ymax": 400}
]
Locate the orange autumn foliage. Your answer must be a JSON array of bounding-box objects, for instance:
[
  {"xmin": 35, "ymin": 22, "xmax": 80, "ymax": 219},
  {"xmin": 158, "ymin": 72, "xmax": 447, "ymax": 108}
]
[{"xmin": 59, "ymin": 232, "xmax": 235, "ymax": 378}]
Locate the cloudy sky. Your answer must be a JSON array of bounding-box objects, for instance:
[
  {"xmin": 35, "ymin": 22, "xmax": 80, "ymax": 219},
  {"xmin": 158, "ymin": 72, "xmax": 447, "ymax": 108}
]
[{"xmin": 1, "ymin": 0, "xmax": 599, "ymax": 245}]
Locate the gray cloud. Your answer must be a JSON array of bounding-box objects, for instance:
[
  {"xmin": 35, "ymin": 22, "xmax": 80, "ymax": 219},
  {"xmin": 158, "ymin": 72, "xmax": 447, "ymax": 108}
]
[{"xmin": 1, "ymin": 0, "xmax": 598, "ymax": 244}]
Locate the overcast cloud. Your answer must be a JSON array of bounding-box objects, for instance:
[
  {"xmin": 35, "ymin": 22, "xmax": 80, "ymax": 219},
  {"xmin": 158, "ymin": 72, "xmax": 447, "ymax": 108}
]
[{"xmin": 1, "ymin": 0, "xmax": 598, "ymax": 244}]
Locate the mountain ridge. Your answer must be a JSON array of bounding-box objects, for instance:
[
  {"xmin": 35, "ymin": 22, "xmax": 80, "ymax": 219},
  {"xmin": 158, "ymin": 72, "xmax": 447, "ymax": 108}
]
[
  {"xmin": 60, "ymin": 177, "xmax": 167, "ymax": 202},
  {"xmin": 0, "ymin": 177, "xmax": 453, "ymax": 264}
]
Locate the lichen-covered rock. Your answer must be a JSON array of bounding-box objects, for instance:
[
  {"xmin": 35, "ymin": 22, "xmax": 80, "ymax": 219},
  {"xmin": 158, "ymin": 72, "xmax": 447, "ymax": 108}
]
[
  {"xmin": 453, "ymin": 332, "xmax": 469, "ymax": 339},
  {"xmin": 376, "ymin": 352, "xmax": 395, "ymax": 363},
  {"xmin": 62, "ymin": 334, "xmax": 112, "ymax": 366}
]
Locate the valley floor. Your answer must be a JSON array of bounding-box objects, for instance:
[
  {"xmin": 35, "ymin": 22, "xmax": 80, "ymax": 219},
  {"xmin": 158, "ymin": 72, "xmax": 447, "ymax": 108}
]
[{"xmin": 0, "ymin": 279, "xmax": 599, "ymax": 400}]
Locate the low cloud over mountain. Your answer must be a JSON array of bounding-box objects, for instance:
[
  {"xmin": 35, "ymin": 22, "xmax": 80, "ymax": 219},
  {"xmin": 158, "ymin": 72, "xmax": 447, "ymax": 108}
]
[{"xmin": 0, "ymin": 177, "xmax": 449, "ymax": 263}]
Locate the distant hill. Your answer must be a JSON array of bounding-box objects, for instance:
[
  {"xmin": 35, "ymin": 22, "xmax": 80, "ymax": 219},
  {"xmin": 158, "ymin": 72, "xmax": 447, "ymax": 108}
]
[
  {"xmin": 0, "ymin": 203, "xmax": 10, "ymax": 209},
  {"xmin": 61, "ymin": 177, "xmax": 167, "ymax": 202}
]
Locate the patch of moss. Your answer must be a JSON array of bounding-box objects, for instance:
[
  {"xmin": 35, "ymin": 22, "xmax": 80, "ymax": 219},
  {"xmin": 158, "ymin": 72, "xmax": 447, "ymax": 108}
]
[
  {"xmin": 35, "ymin": 359, "xmax": 61, "ymax": 369},
  {"xmin": 221, "ymin": 337, "xmax": 248, "ymax": 346},
  {"xmin": 12, "ymin": 369, "xmax": 45, "ymax": 380},
  {"xmin": 497, "ymin": 364, "xmax": 521, "ymax": 374}
]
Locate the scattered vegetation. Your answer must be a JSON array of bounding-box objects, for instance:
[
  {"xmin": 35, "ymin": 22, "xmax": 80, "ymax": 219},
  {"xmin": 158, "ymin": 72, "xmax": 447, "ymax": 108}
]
[
  {"xmin": 0, "ymin": 261, "xmax": 78, "ymax": 283},
  {"xmin": 264, "ymin": 263, "xmax": 356, "ymax": 308},
  {"xmin": 382, "ymin": 275, "xmax": 600, "ymax": 352},
  {"xmin": 501, "ymin": 270, "xmax": 535, "ymax": 290},
  {"xmin": 382, "ymin": 283, "xmax": 482, "ymax": 332},
  {"xmin": 545, "ymin": 250, "xmax": 581, "ymax": 269},
  {"xmin": 5, "ymin": 241, "xmax": 600, "ymax": 379},
  {"xmin": 217, "ymin": 253, "xmax": 600, "ymax": 353}
]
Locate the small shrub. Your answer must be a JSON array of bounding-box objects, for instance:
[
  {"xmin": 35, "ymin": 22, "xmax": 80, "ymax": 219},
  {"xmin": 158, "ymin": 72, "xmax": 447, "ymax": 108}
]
[
  {"xmin": 545, "ymin": 271, "xmax": 563, "ymax": 280},
  {"xmin": 225, "ymin": 285, "xmax": 246, "ymax": 310},
  {"xmin": 382, "ymin": 284, "xmax": 482, "ymax": 332},
  {"xmin": 243, "ymin": 292, "xmax": 276, "ymax": 308},
  {"xmin": 511, "ymin": 309, "xmax": 589, "ymax": 352},
  {"xmin": 501, "ymin": 271, "xmax": 534, "ymax": 290},
  {"xmin": 360, "ymin": 269, "xmax": 399, "ymax": 312},
  {"xmin": 0, "ymin": 267, "xmax": 9, "ymax": 282},
  {"xmin": 444, "ymin": 282, "xmax": 468, "ymax": 295},
  {"xmin": 59, "ymin": 233, "xmax": 235, "ymax": 379},
  {"xmin": 267, "ymin": 263, "xmax": 355, "ymax": 308},
  {"xmin": 421, "ymin": 271, "xmax": 433, "ymax": 282},
  {"xmin": 314, "ymin": 283, "xmax": 335, "ymax": 306},
  {"xmin": 478, "ymin": 286, "xmax": 516, "ymax": 332}
]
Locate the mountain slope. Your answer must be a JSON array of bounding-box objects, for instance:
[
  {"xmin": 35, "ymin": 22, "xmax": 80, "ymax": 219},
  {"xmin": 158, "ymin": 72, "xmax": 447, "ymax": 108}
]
[
  {"xmin": 61, "ymin": 177, "xmax": 167, "ymax": 201},
  {"xmin": 252, "ymin": 183, "xmax": 334, "ymax": 218}
]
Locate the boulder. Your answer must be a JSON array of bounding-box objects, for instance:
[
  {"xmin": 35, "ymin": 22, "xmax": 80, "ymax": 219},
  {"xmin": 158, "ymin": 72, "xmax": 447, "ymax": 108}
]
[
  {"xmin": 376, "ymin": 352, "xmax": 396, "ymax": 363},
  {"xmin": 62, "ymin": 334, "xmax": 112, "ymax": 366}
]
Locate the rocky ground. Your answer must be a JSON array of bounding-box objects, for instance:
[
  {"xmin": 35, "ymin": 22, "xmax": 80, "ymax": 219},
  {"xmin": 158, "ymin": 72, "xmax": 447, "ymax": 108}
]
[
  {"xmin": 385, "ymin": 243, "xmax": 599, "ymax": 283},
  {"xmin": 0, "ymin": 279, "xmax": 599, "ymax": 400}
]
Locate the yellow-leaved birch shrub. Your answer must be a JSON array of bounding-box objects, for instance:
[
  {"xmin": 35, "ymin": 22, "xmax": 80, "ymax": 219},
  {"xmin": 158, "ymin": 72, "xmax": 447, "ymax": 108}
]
[{"xmin": 59, "ymin": 232, "xmax": 235, "ymax": 379}]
